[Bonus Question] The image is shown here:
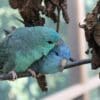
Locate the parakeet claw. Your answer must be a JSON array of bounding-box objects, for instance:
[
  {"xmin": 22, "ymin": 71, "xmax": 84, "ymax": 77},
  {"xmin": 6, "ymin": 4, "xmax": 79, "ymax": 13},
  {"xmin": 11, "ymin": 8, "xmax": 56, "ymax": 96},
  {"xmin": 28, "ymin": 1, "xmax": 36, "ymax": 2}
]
[
  {"xmin": 28, "ymin": 69, "xmax": 36, "ymax": 77},
  {"xmin": 9, "ymin": 71, "xmax": 17, "ymax": 80},
  {"xmin": 60, "ymin": 59, "xmax": 67, "ymax": 71}
]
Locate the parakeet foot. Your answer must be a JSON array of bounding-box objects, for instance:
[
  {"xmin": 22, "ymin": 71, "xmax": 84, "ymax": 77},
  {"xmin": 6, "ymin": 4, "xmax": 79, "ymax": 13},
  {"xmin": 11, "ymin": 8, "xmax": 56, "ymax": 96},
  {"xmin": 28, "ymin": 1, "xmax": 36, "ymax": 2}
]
[
  {"xmin": 60, "ymin": 59, "xmax": 67, "ymax": 72},
  {"xmin": 28, "ymin": 69, "xmax": 36, "ymax": 77},
  {"xmin": 8, "ymin": 71, "xmax": 17, "ymax": 81}
]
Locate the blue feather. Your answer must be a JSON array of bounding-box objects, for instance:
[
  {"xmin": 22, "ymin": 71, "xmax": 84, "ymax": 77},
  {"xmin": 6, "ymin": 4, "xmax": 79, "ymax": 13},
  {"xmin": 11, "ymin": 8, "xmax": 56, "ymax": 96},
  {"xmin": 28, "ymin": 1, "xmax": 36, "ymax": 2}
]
[{"xmin": 31, "ymin": 40, "xmax": 71, "ymax": 74}]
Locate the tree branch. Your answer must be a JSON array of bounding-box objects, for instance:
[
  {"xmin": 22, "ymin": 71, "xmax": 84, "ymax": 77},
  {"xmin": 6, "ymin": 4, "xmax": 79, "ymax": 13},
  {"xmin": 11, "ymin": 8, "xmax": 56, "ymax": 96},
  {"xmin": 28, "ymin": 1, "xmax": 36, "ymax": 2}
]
[
  {"xmin": 0, "ymin": 59, "xmax": 91, "ymax": 80},
  {"xmin": 64, "ymin": 59, "xmax": 91, "ymax": 69}
]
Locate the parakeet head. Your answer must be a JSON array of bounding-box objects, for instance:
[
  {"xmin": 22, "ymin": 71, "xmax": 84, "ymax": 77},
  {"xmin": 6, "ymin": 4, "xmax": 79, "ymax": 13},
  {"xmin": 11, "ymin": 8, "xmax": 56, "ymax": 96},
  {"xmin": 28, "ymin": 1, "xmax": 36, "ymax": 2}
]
[
  {"xmin": 51, "ymin": 40, "xmax": 71, "ymax": 71},
  {"xmin": 30, "ymin": 40, "xmax": 71, "ymax": 74},
  {"xmin": 34, "ymin": 26, "xmax": 61, "ymax": 44},
  {"xmin": 53, "ymin": 40, "xmax": 71, "ymax": 60}
]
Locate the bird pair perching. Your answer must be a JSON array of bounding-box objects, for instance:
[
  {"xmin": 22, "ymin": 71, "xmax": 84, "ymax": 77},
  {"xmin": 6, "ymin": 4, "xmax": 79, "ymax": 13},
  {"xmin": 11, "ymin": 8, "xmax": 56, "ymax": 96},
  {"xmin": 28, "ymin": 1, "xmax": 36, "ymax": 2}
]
[
  {"xmin": 0, "ymin": 26, "xmax": 72, "ymax": 91},
  {"xmin": 2, "ymin": 0, "xmax": 99, "ymax": 91},
  {"xmin": 0, "ymin": 0, "xmax": 71, "ymax": 91}
]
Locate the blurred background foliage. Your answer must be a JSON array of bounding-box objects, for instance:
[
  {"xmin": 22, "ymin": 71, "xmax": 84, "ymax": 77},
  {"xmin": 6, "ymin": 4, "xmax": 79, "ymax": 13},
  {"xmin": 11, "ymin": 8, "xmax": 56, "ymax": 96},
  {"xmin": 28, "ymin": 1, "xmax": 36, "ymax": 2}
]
[
  {"xmin": 84, "ymin": 0, "xmax": 100, "ymax": 78},
  {"xmin": 84, "ymin": 1, "xmax": 100, "ymax": 100},
  {"xmin": 0, "ymin": 0, "xmax": 99, "ymax": 100}
]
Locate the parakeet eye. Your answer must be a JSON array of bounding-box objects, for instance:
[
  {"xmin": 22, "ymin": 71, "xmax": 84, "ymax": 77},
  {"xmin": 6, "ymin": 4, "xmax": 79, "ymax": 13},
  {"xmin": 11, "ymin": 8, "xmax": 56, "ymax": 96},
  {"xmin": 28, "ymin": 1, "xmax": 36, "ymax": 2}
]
[
  {"xmin": 47, "ymin": 41, "xmax": 53, "ymax": 44},
  {"xmin": 55, "ymin": 51, "xmax": 59, "ymax": 56}
]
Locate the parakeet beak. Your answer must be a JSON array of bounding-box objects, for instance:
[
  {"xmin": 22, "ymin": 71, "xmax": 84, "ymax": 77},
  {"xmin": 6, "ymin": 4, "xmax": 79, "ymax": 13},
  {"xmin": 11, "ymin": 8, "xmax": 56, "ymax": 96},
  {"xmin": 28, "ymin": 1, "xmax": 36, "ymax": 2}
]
[
  {"xmin": 60, "ymin": 59, "xmax": 67, "ymax": 72},
  {"xmin": 56, "ymin": 39, "xmax": 63, "ymax": 46}
]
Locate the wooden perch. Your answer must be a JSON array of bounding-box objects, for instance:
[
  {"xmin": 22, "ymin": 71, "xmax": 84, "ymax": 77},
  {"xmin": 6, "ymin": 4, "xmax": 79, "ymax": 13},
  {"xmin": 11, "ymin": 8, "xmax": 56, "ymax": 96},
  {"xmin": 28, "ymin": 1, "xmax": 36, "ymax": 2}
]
[{"xmin": 0, "ymin": 59, "xmax": 91, "ymax": 80}]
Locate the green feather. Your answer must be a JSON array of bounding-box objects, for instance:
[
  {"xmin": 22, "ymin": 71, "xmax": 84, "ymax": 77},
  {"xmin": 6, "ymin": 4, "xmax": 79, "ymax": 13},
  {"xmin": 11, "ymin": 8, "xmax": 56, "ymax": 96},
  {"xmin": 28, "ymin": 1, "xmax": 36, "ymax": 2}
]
[{"xmin": 0, "ymin": 26, "xmax": 60, "ymax": 73}]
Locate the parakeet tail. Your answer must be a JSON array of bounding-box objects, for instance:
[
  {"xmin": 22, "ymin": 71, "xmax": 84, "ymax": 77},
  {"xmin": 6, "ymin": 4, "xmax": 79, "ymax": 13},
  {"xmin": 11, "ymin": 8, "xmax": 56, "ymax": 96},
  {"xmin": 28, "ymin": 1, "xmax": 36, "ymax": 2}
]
[{"xmin": 36, "ymin": 75, "xmax": 48, "ymax": 92}]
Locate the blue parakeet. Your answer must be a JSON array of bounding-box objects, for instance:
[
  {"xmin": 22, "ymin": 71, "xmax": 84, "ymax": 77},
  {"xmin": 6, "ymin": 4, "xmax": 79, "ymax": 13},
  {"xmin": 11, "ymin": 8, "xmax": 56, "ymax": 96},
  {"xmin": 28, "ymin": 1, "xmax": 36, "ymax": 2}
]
[
  {"xmin": 30, "ymin": 40, "xmax": 71, "ymax": 91},
  {"xmin": 31, "ymin": 40, "xmax": 71, "ymax": 74},
  {"xmin": 0, "ymin": 26, "xmax": 61, "ymax": 79}
]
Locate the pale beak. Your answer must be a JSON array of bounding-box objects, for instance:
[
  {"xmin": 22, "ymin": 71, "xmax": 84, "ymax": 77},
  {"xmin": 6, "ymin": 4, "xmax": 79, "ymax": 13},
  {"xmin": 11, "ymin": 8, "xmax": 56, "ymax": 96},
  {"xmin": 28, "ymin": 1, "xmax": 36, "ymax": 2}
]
[
  {"xmin": 60, "ymin": 59, "xmax": 67, "ymax": 72},
  {"xmin": 55, "ymin": 39, "xmax": 63, "ymax": 46}
]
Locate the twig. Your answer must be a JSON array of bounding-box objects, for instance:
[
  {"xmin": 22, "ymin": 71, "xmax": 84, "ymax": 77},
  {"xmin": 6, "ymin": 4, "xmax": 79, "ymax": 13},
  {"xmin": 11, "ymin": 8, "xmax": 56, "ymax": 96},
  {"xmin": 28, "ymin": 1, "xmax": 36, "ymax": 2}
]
[
  {"xmin": 0, "ymin": 72, "xmax": 31, "ymax": 80},
  {"xmin": 64, "ymin": 59, "xmax": 91, "ymax": 69},
  {"xmin": 56, "ymin": 8, "xmax": 60, "ymax": 32},
  {"xmin": 0, "ymin": 59, "xmax": 91, "ymax": 80}
]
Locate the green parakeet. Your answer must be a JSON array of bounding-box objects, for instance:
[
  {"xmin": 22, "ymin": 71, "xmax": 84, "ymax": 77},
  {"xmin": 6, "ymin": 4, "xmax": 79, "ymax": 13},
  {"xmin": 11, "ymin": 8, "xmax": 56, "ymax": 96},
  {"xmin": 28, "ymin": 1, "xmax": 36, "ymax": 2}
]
[{"xmin": 0, "ymin": 26, "xmax": 61, "ymax": 79}]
